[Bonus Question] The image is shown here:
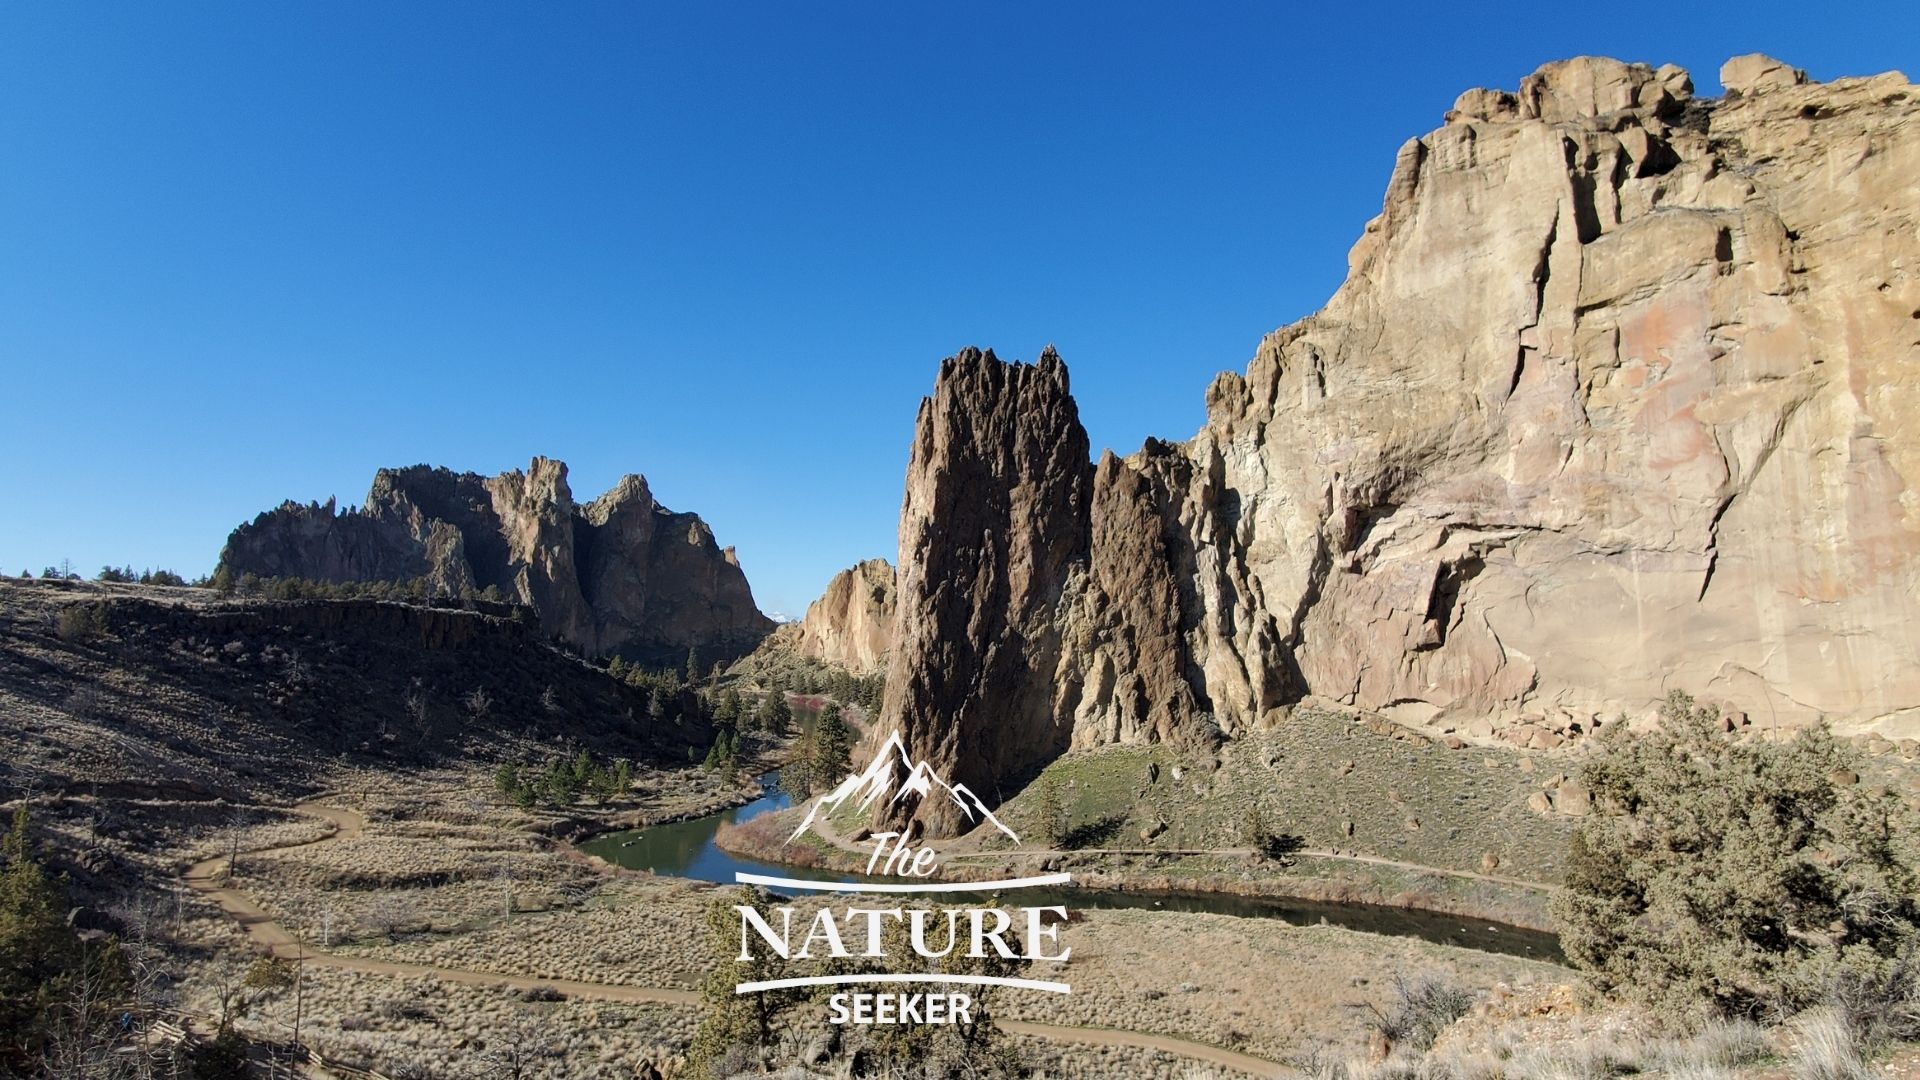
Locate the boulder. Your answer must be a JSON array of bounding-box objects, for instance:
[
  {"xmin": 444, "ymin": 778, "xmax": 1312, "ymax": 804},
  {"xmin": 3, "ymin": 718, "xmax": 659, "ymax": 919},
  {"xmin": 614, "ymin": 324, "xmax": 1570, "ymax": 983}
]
[
  {"xmin": 1720, "ymin": 53, "xmax": 1808, "ymax": 94},
  {"xmin": 1553, "ymin": 781, "xmax": 1593, "ymax": 817}
]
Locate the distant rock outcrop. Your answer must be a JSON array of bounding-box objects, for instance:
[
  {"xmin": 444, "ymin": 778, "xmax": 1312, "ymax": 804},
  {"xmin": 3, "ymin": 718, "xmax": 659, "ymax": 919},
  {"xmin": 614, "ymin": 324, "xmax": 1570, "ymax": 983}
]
[
  {"xmin": 219, "ymin": 458, "xmax": 773, "ymax": 664},
  {"xmin": 793, "ymin": 559, "xmax": 896, "ymax": 674},
  {"xmin": 879, "ymin": 56, "xmax": 1920, "ymax": 833}
]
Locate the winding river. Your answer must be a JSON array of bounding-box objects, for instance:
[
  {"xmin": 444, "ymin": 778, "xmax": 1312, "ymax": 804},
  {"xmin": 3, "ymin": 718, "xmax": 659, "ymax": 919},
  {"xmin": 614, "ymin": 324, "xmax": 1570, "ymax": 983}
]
[{"xmin": 580, "ymin": 773, "xmax": 1563, "ymax": 962}]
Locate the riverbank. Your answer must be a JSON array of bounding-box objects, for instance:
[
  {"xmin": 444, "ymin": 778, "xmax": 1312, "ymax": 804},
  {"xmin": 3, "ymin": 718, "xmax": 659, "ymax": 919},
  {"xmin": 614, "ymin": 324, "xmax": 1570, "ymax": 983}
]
[
  {"xmin": 712, "ymin": 797, "xmax": 1561, "ymax": 937},
  {"xmin": 206, "ymin": 787, "xmax": 1569, "ymax": 1072}
]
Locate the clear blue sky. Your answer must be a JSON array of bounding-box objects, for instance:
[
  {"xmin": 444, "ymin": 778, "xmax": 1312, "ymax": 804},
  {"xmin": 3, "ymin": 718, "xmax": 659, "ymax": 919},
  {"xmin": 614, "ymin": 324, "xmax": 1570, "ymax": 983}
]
[{"xmin": 1, "ymin": 4, "xmax": 1910, "ymax": 615}]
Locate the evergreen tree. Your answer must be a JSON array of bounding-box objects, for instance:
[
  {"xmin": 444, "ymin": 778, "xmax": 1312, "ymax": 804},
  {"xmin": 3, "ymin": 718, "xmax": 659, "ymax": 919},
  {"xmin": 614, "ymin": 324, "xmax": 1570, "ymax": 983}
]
[
  {"xmin": 493, "ymin": 762, "xmax": 520, "ymax": 798},
  {"xmin": 0, "ymin": 808, "xmax": 71, "ymax": 1070},
  {"xmin": 758, "ymin": 693, "xmax": 793, "ymax": 739},
  {"xmin": 605, "ymin": 758, "xmax": 632, "ymax": 799},
  {"xmin": 686, "ymin": 889, "xmax": 802, "ymax": 1072},
  {"xmin": 813, "ymin": 704, "xmax": 852, "ymax": 783},
  {"xmin": 1557, "ymin": 691, "xmax": 1920, "ymax": 1018}
]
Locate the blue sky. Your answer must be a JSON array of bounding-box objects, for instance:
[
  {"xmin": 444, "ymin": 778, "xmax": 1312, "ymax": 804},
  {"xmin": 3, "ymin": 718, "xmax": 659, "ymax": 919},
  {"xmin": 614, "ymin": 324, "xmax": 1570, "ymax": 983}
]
[{"xmin": 1, "ymin": 4, "xmax": 1911, "ymax": 615}]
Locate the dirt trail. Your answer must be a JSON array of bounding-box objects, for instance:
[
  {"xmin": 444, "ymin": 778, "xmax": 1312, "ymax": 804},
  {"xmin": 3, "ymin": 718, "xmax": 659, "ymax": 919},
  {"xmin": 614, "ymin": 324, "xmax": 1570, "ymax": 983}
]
[
  {"xmin": 185, "ymin": 800, "xmax": 1294, "ymax": 1078},
  {"xmin": 792, "ymin": 799, "xmax": 1549, "ymax": 892}
]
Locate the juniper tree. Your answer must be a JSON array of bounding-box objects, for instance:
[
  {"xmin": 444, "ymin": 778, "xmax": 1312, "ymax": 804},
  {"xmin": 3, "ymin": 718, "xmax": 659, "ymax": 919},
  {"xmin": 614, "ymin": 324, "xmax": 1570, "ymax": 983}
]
[{"xmin": 1555, "ymin": 691, "xmax": 1920, "ymax": 1019}]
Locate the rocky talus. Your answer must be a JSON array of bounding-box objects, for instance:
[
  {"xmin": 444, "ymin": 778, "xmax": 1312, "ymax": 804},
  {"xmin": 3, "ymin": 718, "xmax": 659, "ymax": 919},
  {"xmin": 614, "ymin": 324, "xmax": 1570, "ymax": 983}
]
[
  {"xmin": 219, "ymin": 458, "xmax": 773, "ymax": 664},
  {"xmin": 879, "ymin": 55, "xmax": 1920, "ymax": 832}
]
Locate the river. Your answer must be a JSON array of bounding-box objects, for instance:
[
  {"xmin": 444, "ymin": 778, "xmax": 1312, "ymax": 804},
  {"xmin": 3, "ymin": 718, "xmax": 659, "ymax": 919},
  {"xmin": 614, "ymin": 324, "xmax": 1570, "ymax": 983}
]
[{"xmin": 579, "ymin": 772, "xmax": 1563, "ymax": 962}]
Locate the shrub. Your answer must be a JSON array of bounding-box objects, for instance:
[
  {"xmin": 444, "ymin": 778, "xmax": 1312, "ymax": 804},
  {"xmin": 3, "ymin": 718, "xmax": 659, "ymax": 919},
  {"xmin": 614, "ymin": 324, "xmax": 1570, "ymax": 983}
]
[
  {"xmin": 1363, "ymin": 974, "xmax": 1474, "ymax": 1054},
  {"xmin": 463, "ymin": 686, "xmax": 493, "ymax": 718},
  {"xmin": 53, "ymin": 604, "xmax": 104, "ymax": 643},
  {"xmin": 1555, "ymin": 691, "xmax": 1920, "ymax": 1020},
  {"xmin": 1826, "ymin": 945, "xmax": 1920, "ymax": 1047},
  {"xmin": 1031, "ymin": 779, "xmax": 1066, "ymax": 848},
  {"xmin": 359, "ymin": 894, "xmax": 416, "ymax": 941}
]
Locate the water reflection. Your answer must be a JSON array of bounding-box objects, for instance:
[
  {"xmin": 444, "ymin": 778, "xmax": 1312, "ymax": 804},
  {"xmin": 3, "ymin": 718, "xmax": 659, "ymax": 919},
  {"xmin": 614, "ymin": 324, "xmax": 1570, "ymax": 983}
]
[{"xmin": 578, "ymin": 773, "xmax": 1563, "ymax": 962}]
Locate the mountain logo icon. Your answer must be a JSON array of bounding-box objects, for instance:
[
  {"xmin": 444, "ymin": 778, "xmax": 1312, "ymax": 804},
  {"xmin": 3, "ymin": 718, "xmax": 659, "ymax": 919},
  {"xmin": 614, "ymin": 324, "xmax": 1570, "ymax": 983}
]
[{"xmin": 789, "ymin": 730, "xmax": 1020, "ymax": 844}]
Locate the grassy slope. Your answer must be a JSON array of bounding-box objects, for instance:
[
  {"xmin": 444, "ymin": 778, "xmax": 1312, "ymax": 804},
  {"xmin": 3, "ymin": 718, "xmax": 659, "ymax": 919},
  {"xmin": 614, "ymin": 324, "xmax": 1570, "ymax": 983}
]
[{"xmin": 991, "ymin": 710, "xmax": 1576, "ymax": 884}]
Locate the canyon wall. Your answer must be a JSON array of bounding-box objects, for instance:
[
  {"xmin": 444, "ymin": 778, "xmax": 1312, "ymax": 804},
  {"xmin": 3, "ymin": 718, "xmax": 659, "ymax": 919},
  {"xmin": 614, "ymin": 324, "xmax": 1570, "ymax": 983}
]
[
  {"xmin": 219, "ymin": 457, "xmax": 773, "ymax": 665},
  {"xmin": 793, "ymin": 558, "xmax": 896, "ymax": 673},
  {"xmin": 879, "ymin": 55, "xmax": 1920, "ymax": 833}
]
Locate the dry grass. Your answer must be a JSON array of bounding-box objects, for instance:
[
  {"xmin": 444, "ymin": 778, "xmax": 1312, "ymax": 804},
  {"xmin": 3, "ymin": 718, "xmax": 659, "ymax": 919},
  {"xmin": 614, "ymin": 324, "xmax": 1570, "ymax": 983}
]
[
  {"xmin": 1791, "ymin": 1008, "xmax": 1875, "ymax": 1080},
  {"xmin": 982, "ymin": 711, "xmax": 1580, "ymax": 886},
  {"xmin": 180, "ymin": 963, "xmax": 699, "ymax": 1079},
  {"xmin": 1001, "ymin": 907, "xmax": 1559, "ymax": 1064}
]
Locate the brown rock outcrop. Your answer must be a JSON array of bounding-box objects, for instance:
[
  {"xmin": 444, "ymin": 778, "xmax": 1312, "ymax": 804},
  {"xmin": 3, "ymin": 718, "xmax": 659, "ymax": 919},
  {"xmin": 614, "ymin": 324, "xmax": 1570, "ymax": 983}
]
[
  {"xmin": 878, "ymin": 348, "xmax": 1091, "ymax": 835},
  {"xmin": 880, "ymin": 55, "xmax": 1920, "ymax": 832},
  {"xmin": 793, "ymin": 558, "xmax": 896, "ymax": 673},
  {"xmin": 219, "ymin": 457, "xmax": 773, "ymax": 664}
]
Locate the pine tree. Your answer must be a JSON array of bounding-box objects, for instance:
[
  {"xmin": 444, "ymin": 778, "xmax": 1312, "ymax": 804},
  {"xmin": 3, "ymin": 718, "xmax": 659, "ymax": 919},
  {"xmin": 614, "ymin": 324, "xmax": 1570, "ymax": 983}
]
[
  {"xmin": 813, "ymin": 704, "xmax": 852, "ymax": 783},
  {"xmin": 686, "ymin": 889, "xmax": 801, "ymax": 1072},
  {"xmin": 758, "ymin": 693, "xmax": 793, "ymax": 739},
  {"xmin": 0, "ymin": 808, "xmax": 71, "ymax": 1068}
]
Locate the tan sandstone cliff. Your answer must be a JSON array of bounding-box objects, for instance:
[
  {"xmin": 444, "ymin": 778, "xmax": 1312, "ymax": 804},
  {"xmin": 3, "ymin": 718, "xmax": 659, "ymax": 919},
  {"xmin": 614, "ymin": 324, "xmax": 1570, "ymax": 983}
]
[
  {"xmin": 878, "ymin": 55, "xmax": 1920, "ymax": 834},
  {"xmin": 793, "ymin": 558, "xmax": 896, "ymax": 673},
  {"xmin": 219, "ymin": 457, "xmax": 773, "ymax": 664}
]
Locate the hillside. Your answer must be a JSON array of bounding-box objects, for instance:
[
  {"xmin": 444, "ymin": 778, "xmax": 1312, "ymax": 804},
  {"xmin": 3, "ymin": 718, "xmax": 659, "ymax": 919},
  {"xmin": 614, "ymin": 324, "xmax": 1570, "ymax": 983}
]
[{"xmin": 0, "ymin": 576, "xmax": 710, "ymax": 803}]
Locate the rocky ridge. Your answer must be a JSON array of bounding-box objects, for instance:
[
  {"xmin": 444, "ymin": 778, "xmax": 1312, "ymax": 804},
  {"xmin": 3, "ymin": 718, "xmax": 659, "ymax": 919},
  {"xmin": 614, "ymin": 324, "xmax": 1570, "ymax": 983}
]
[
  {"xmin": 791, "ymin": 558, "xmax": 896, "ymax": 674},
  {"xmin": 220, "ymin": 458, "xmax": 773, "ymax": 665},
  {"xmin": 876, "ymin": 55, "xmax": 1920, "ymax": 834}
]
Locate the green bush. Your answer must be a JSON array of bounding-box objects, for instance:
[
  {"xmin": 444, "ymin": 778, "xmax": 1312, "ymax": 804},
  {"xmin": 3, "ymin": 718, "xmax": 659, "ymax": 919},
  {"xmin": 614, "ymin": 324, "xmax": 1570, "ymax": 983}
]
[{"xmin": 1554, "ymin": 691, "xmax": 1920, "ymax": 1019}]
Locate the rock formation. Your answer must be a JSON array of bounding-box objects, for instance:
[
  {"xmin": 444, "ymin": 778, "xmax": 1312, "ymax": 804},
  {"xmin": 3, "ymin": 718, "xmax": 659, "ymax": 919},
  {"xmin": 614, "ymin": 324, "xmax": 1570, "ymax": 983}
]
[
  {"xmin": 877, "ymin": 349, "xmax": 1091, "ymax": 835},
  {"xmin": 219, "ymin": 458, "xmax": 773, "ymax": 664},
  {"xmin": 1179, "ymin": 54, "xmax": 1920, "ymax": 739},
  {"xmin": 793, "ymin": 558, "xmax": 896, "ymax": 673},
  {"xmin": 880, "ymin": 56, "xmax": 1920, "ymax": 832}
]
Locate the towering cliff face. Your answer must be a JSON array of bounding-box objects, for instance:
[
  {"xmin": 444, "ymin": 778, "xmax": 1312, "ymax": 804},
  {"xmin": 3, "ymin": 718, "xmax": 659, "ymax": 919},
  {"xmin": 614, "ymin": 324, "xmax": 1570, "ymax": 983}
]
[
  {"xmin": 794, "ymin": 558, "xmax": 896, "ymax": 673},
  {"xmin": 878, "ymin": 348, "xmax": 1091, "ymax": 836},
  {"xmin": 219, "ymin": 457, "xmax": 773, "ymax": 664},
  {"xmin": 881, "ymin": 55, "xmax": 1920, "ymax": 833},
  {"xmin": 1162, "ymin": 54, "xmax": 1920, "ymax": 739}
]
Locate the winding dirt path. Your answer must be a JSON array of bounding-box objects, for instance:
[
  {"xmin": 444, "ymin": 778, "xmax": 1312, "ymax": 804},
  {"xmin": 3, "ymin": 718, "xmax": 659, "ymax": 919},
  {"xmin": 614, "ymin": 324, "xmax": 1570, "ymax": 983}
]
[
  {"xmin": 785, "ymin": 798, "xmax": 1551, "ymax": 892},
  {"xmin": 184, "ymin": 801, "xmax": 1293, "ymax": 1078}
]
